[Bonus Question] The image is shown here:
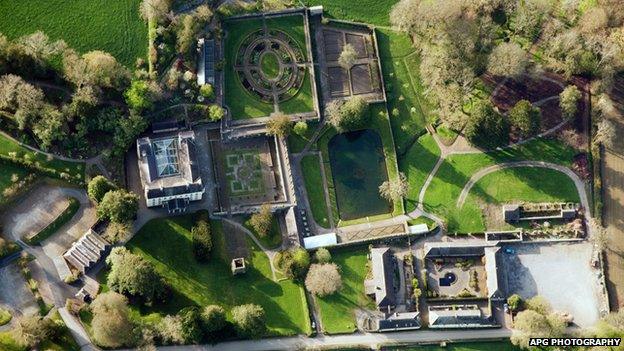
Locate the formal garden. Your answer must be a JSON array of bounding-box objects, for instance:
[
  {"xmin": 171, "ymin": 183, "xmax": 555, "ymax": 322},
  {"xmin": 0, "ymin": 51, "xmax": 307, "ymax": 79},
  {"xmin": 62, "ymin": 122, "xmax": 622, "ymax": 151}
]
[{"xmin": 224, "ymin": 14, "xmax": 315, "ymax": 119}]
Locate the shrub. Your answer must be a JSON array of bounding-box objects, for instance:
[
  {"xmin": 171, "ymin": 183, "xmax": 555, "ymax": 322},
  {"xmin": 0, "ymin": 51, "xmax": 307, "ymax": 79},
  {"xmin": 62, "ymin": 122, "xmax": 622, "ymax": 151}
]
[
  {"xmin": 507, "ymin": 294, "xmax": 523, "ymax": 312},
  {"xmin": 231, "ymin": 304, "xmax": 266, "ymax": 338},
  {"xmin": 199, "ymin": 84, "xmax": 214, "ymax": 99},
  {"xmin": 208, "ymin": 104, "xmax": 225, "ymax": 121},
  {"xmin": 192, "ymin": 220, "xmax": 212, "ymax": 262},
  {"xmin": 560, "ymin": 85, "xmax": 581, "ymax": 119},
  {"xmin": 177, "ymin": 307, "xmax": 203, "ymax": 344},
  {"xmin": 293, "ymin": 121, "xmax": 308, "ymax": 136}
]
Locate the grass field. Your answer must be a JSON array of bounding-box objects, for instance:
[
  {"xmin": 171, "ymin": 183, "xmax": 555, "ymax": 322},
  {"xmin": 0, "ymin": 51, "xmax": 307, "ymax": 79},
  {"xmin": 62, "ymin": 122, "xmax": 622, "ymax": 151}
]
[
  {"xmin": 123, "ymin": 215, "xmax": 310, "ymax": 336},
  {"xmin": 0, "ymin": 133, "xmax": 85, "ymax": 181},
  {"xmin": 422, "ymin": 138, "xmax": 580, "ymax": 233},
  {"xmin": 224, "ymin": 15, "xmax": 314, "ymax": 119},
  {"xmin": 400, "ymin": 134, "xmax": 441, "ymax": 212},
  {"xmin": 0, "ymin": 0, "xmax": 147, "ymax": 67},
  {"xmin": 376, "ymin": 29, "xmax": 433, "ymax": 154},
  {"xmin": 0, "ymin": 162, "xmax": 30, "ymax": 202},
  {"xmin": 389, "ymin": 340, "xmax": 521, "ymax": 351},
  {"xmin": 304, "ymin": 0, "xmax": 398, "ymax": 26},
  {"xmin": 316, "ymin": 246, "xmax": 372, "ymax": 334},
  {"xmin": 301, "ymin": 154, "xmax": 330, "ymax": 228}
]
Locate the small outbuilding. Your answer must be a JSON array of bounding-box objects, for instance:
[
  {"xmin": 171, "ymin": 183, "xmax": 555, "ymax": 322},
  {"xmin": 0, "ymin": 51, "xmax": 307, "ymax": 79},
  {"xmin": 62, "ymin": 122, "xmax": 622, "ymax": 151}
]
[{"xmin": 231, "ymin": 258, "xmax": 246, "ymax": 275}]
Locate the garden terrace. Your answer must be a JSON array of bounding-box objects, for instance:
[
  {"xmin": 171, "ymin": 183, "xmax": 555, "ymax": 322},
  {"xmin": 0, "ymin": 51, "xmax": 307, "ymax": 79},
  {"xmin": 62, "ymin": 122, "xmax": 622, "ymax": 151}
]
[
  {"xmin": 209, "ymin": 133, "xmax": 296, "ymax": 214},
  {"xmin": 311, "ymin": 19, "xmax": 385, "ymax": 106},
  {"xmin": 223, "ymin": 11, "xmax": 319, "ymax": 124}
]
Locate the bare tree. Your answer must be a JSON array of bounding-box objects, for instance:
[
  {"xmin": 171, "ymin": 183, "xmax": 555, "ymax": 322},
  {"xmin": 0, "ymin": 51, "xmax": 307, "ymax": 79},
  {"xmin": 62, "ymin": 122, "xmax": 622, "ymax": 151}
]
[
  {"xmin": 487, "ymin": 42, "xmax": 528, "ymax": 79},
  {"xmin": 390, "ymin": 0, "xmax": 421, "ymax": 32},
  {"xmin": 139, "ymin": 0, "xmax": 171, "ymax": 22},
  {"xmin": 91, "ymin": 292, "xmax": 135, "ymax": 348},
  {"xmin": 595, "ymin": 118, "xmax": 617, "ymax": 149},
  {"xmin": 266, "ymin": 113, "xmax": 292, "ymax": 137},
  {"xmin": 305, "ymin": 263, "xmax": 342, "ymax": 297},
  {"xmin": 379, "ymin": 172, "xmax": 409, "ymax": 202},
  {"xmin": 559, "ymin": 85, "xmax": 582, "ymax": 119}
]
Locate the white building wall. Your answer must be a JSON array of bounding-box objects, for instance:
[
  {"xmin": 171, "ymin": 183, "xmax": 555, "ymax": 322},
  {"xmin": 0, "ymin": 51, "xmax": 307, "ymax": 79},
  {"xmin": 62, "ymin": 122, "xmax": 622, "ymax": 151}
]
[{"xmin": 145, "ymin": 190, "xmax": 204, "ymax": 207}]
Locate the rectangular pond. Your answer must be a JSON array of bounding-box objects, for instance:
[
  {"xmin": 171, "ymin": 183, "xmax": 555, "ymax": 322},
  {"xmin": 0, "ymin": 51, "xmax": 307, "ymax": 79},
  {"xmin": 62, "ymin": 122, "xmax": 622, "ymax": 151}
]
[{"xmin": 328, "ymin": 129, "xmax": 391, "ymax": 220}]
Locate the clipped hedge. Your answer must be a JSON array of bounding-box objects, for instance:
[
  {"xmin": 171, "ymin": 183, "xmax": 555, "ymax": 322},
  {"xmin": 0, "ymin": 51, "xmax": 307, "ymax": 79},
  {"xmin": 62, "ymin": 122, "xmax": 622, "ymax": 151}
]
[{"xmin": 26, "ymin": 197, "xmax": 80, "ymax": 244}]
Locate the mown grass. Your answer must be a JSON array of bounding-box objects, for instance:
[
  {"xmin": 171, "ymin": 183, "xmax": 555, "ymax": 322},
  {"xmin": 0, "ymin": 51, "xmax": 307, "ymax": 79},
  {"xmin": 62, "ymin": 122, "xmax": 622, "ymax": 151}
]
[
  {"xmin": 0, "ymin": 162, "xmax": 30, "ymax": 202},
  {"xmin": 316, "ymin": 246, "xmax": 373, "ymax": 334},
  {"xmin": 123, "ymin": 215, "xmax": 311, "ymax": 336},
  {"xmin": 304, "ymin": 0, "xmax": 398, "ymax": 26},
  {"xmin": 279, "ymin": 71, "xmax": 315, "ymax": 115},
  {"xmin": 422, "ymin": 138, "xmax": 580, "ymax": 233},
  {"xmin": 0, "ymin": 133, "xmax": 85, "ymax": 181},
  {"xmin": 393, "ymin": 340, "xmax": 521, "ymax": 351},
  {"xmin": 376, "ymin": 29, "xmax": 433, "ymax": 154},
  {"xmin": 0, "ymin": 0, "xmax": 147, "ymax": 67},
  {"xmin": 399, "ymin": 134, "xmax": 441, "ymax": 212},
  {"xmin": 301, "ymin": 154, "xmax": 330, "ymax": 228},
  {"xmin": 287, "ymin": 121, "xmax": 319, "ymax": 153}
]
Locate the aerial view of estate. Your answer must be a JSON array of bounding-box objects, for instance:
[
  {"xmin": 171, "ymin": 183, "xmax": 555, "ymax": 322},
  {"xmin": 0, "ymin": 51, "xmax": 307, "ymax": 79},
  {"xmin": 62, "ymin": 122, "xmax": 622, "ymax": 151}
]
[{"xmin": 0, "ymin": 0, "xmax": 622, "ymax": 350}]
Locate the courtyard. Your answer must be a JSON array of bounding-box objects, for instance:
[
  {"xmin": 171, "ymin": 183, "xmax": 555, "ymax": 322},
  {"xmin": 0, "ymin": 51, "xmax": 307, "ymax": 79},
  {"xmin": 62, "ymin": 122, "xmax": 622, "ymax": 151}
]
[{"xmin": 503, "ymin": 242, "xmax": 604, "ymax": 327}]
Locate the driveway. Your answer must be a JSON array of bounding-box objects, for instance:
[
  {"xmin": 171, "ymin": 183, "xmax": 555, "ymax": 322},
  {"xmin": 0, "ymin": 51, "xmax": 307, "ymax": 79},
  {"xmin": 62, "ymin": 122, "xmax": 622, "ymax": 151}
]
[{"xmin": 0, "ymin": 264, "xmax": 38, "ymax": 320}]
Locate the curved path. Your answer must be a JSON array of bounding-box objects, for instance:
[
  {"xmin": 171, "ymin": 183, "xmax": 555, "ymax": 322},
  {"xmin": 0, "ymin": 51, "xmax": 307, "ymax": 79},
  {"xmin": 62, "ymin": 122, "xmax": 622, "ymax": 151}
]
[{"xmin": 455, "ymin": 161, "xmax": 589, "ymax": 215}]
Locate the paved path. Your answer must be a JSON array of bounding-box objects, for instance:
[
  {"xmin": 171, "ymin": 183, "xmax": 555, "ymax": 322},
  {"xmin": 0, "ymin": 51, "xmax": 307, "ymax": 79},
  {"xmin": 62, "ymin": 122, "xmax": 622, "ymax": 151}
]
[{"xmin": 142, "ymin": 328, "xmax": 511, "ymax": 351}]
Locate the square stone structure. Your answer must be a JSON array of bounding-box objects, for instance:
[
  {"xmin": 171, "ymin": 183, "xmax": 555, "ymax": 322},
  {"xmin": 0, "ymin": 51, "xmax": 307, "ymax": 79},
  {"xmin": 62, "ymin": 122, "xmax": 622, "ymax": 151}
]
[
  {"xmin": 137, "ymin": 130, "xmax": 204, "ymax": 211},
  {"xmin": 231, "ymin": 258, "xmax": 246, "ymax": 275},
  {"xmin": 209, "ymin": 132, "xmax": 296, "ymax": 214}
]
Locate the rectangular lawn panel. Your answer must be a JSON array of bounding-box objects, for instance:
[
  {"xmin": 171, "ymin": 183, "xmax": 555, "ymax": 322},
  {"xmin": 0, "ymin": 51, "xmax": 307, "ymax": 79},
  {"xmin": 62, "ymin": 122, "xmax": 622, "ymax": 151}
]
[
  {"xmin": 316, "ymin": 246, "xmax": 373, "ymax": 334},
  {"xmin": 328, "ymin": 129, "xmax": 391, "ymax": 220},
  {"xmin": 304, "ymin": 0, "xmax": 398, "ymax": 26},
  {"xmin": 0, "ymin": 0, "xmax": 147, "ymax": 67},
  {"xmin": 301, "ymin": 154, "xmax": 330, "ymax": 228},
  {"xmin": 278, "ymin": 71, "xmax": 315, "ymax": 115},
  {"xmin": 126, "ymin": 215, "xmax": 310, "ymax": 336}
]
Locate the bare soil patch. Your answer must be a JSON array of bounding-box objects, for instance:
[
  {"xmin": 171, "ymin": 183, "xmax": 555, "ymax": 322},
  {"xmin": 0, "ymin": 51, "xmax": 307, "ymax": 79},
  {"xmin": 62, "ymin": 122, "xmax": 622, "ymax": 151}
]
[{"xmin": 603, "ymin": 149, "xmax": 624, "ymax": 310}]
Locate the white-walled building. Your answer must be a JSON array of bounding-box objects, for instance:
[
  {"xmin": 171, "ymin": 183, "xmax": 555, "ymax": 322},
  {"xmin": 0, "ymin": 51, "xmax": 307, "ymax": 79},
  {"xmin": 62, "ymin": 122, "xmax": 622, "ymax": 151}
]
[{"xmin": 137, "ymin": 130, "xmax": 204, "ymax": 212}]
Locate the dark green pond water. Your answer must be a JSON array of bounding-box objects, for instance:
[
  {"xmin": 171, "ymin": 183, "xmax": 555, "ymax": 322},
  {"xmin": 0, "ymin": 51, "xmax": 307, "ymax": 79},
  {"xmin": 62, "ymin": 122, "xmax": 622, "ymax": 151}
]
[{"xmin": 328, "ymin": 129, "xmax": 391, "ymax": 220}]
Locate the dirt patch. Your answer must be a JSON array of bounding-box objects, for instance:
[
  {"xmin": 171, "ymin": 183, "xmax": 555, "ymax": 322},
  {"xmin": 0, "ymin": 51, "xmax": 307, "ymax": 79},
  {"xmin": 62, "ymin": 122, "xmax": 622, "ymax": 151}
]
[
  {"xmin": 483, "ymin": 72, "xmax": 564, "ymax": 112},
  {"xmin": 603, "ymin": 150, "xmax": 624, "ymax": 310}
]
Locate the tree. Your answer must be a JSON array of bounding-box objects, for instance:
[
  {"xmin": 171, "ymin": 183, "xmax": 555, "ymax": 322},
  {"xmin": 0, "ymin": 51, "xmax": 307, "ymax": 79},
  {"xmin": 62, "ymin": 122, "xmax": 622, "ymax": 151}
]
[
  {"xmin": 14, "ymin": 314, "xmax": 60, "ymax": 348},
  {"xmin": 88, "ymin": 175, "xmax": 116, "ymax": 203},
  {"xmin": 507, "ymin": 294, "xmax": 523, "ymax": 312},
  {"xmin": 338, "ymin": 43, "xmax": 358, "ymax": 69},
  {"xmin": 293, "ymin": 121, "xmax": 308, "ymax": 136},
  {"xmin": 231, "ymin": 304, "xmax": 266, "ymax": 338},
  {"xmin": 578, "ymin": 7, "xmax": 609, "ymax": 34},
  {"xmin": 390, "ymin": 0, "xmax": 421, "ymax": 32},
  {"xmin": 200, "ymin": 84, "xmax": 214, "ymax": 99},
  {"xmin": 249, "ymin": 203, "xmax": 272, "ymax": 238},
  {"xmin": 31, "ymin": 105, "xmax": 66, "ymax": 150},
  {"xmin": 559, "ymin": 85, "xmax": 581, "ymax": 119},
  {"xmin": 487, "ymin": 42, "xmax": 528, "ymax": 78},
  {"xmin": 125, "ymin": 80, "xmax": 160, "ymax": 112},
  {"xmin": 103, "ymin": 221, "xmax": 132, "ymax": 244},
  {"xmin": 525, "ymin": 296, "xmax": 551, "ymax": 315},
  {"xmin": 510, "ymin": 0, "xmax": 552, "ymax": 41},
  {"xmin": 279, "ymin": 247, "xmax": 311, "ymax": 281},
  {"xmin": 139, "ymin": 0, "xmax": 171, "ymax": 22},
  {"xmin": 266, "ymin": 113, "xmax": 292, "ymax": 137},
  {"xmin": 378, "ymin": 172, "xmax": 409, "ymax": 202},
  {"xmin": 509, "ymin": 99, "xmax": 540, "ymax": 138},
  {"xmin": 97, "ymin": 189, "xmax": 139, "ymax": 223},
  {"xmin": 82, "ymin": 51, "xmax": 129, "ymax": 89},
  {"xmin": 208, "ymin": 105, "xmax": 225, "ymax": 121},
  {"xmin": 314, "ymin": 248, "xmax": 331, "ymax": 264},
  {"xmin": 177, "ymin": 307, "xmax": 203, "ymax": 344},
  {"xmin": 305, "ymin": 263, "xmax": 342, "ymax": 297},
  {"xmin": 106, "ymin": 247, "xmax": 167, "ymax": 302},
  {"xmin": 192, "ymin": 219, "xmax": 212, "ymax": 262},
  {"xmin": 91, "ymin": 292, "xmax": 135, "ymax": 348},
  {"xmin": 511, "ymin": 309, "xmax": 566, "ymax": 348},
  {"xmin": 327, "ymin": 96, "xmax": 369, "ymax": 132},
  {"xmin": 201, "ymin": 305, "xmax": 227, "ymax": 333},
  {"xmin": 0, "ymin": 74, "xmax": 45, "ymax": 130},
  {"xmin": 595, "ymin": 118, "xmax": 617, "ymax": 149},
  {"xmin": 158, "ymin": 315, "xmax": 185, "ymax": 345},
  {"xmin": 464, "ymin": 100, "xmax": 509, "ymax": 149}
]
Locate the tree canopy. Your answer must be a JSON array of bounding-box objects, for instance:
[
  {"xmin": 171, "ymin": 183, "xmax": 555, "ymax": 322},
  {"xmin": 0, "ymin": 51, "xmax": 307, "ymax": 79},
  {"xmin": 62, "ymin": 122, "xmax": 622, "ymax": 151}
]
[{"xmin": 106, "ymin": 247, "xmax": 167, "ymax": 302}]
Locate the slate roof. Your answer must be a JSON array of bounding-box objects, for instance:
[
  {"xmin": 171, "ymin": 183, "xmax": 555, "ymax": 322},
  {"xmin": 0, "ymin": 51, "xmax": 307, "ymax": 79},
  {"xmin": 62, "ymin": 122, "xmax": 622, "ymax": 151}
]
[{"xmin": 364, "ymin": 247, "xmax": 395, "ymax": 309}]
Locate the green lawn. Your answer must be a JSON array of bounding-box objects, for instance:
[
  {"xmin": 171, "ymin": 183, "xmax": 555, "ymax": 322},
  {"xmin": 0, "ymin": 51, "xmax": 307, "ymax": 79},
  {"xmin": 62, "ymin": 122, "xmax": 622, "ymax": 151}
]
[
  {"xmin": 124, "ymin": 215, "xmax": 310, "ymax": 336},
  {"xmin": 399, "ymin": 134, "xmax": 441, "ymax": 212},
  {"xmin": 224, "ymin": 15, "xmax": 314, "ymax": 119},
  {"xmin": 390, "ymin": 340, "xmax": 521, "ymax": 351},
  {"xmin": 243, "ymin": 216, "xmax": 283, "ymax": 250},
  {"xmin": 260, "ymin": 52, "xmax": 280, "ymax": 79},
  {"xmin": 0, "ymin": 133, "xmax": 85, "ymax": 182},
  {"xmin": 0, "ymin": 0, "xmax": 147, "ymax": 67},
  {"xmin": 304, "ymin": 0, "xmax": 398, "ymax": 26},
  {"xmin": 422, "ymin": 138, "xmax": 580, "ymax": 233},
  {"xmin": 316, "ymin": 246, "xmax": 372, "ymax": 334},
  {"xmin": 0, "ymin": 308, "xmax": 11, "ymax": 326},
  {"xmin": 301, "ymin": 154, "xmax": 331, "ymax": 228},
  {"xmin": 376, "ymin": 29, "xmax": 433, "ymax": 154},
  {"xmin": 287, "ymin": 121, "xmax": 320, "ymax": 153}
]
